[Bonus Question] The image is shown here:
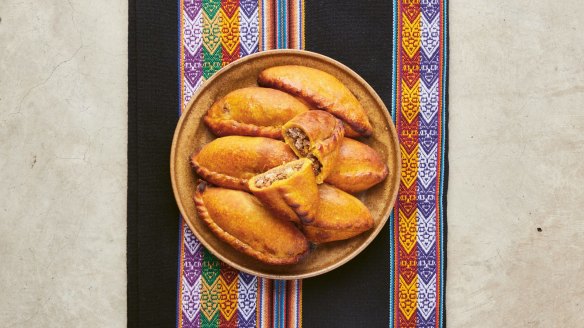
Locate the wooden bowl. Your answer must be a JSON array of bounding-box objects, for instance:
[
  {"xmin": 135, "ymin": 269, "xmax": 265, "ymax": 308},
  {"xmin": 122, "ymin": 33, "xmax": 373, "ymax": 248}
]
[{"xmin": 171, "ymin": 49, "xmax": 400, "ymax": 279}]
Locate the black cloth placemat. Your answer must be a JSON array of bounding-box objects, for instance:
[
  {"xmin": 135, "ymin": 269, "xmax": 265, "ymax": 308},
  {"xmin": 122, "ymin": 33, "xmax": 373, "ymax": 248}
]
[
  {"xmin": 128, "ymin": 0, "xmax": 180, "ymax": 326},
  {"xmin": 302, "ymin": 1, "xmax": 393, "ymax": 327},
  {"xmin": 128, "ymin": 1, "xmax": 446, "ymax": 327}
]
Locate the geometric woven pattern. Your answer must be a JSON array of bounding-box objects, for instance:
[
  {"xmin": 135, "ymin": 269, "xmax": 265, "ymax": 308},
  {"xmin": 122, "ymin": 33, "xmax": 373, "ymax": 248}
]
[
  {"xmin": 390, "ymin": 0, "xmax": 447, "ymax": 327},
  {"xmin": 177, "ymin": 0, "xmax": 446, "ymax": 326},
  {"xmin": 177, "ymin": 1, "xmax": 304, "ymax": 327}
]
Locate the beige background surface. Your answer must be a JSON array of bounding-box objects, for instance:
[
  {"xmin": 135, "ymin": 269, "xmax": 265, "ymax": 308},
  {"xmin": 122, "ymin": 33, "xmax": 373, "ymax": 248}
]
[
  {"xmin": 0, "ymin": 0, "xmax": 127, "ymax": 327},
  {"xmin": 1, "ymin": 0, "xmax": 583, "ymax": 327},
  {"xmin": 448, "ymin": 0, "xmax": 584, "ymax": 326}
]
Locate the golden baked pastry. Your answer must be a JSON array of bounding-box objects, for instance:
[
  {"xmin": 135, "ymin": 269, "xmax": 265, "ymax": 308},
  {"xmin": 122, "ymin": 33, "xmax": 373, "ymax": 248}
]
[
  {"xmin": 292, "ymin": 98, "xmax": 360, "ymax": 138},
  {"xmin": 303, "ymin": 184, "xmax": 374, "ymax": 243},
  {"xmin": 325, "ymin": 138, "xmax": 389, "ymax": 193},
  {"xmin": 248, "ymin": 158, "xmax": 319, "ymax": 224},
  {"xmin": 258, "ymin": 65, "xmax": 373, "ymax": 137},
  {"xmin": 342, "ymin": 123, "xmax": 362, "ymax": 138},
  {"xmin": 194, "ymin": 181, "xmax": 309, "ymax": 265},
  {"xmin": 204, "ymin": 87, "xmax": 309, "ymax": 139},
  {"xmin": 282, "ymin": 110, "xmax": 344, "ymax": 184},
  {"xmin": 191, "ymin": 136, "xmax": 297, "ymax": 191}
]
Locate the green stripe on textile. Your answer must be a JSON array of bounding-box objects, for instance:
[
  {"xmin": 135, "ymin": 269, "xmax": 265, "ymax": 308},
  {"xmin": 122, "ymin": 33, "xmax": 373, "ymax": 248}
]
[
  {"xmin": 200, "ymin": 1, "xmax": 227, "ymax": 328},
  {"xmin": 202, "ymin": 48, "xmax": 223, "ymax": 79},
  {"xmin": 203, "ymin": 0, "xmax": 223, "ymax": 79},
  {"xmin": 201, "ymin": 249, "xmax": 220, "ymax": 328},
  {"xmin": 203, "ymin": 0, "xmax": 221, "ymax": 16}
]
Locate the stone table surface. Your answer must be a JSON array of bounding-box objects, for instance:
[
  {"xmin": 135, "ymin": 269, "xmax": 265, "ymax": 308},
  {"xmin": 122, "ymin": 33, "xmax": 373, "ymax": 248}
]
[
  {"xmin": 0, "ymin": 1, "xmax": 127, "ymax": 327},
  {"xmin": 448, "ymin": 1, "xmax": 584, "ymax": 326},
  {"xmin": 1, "ymin": 0, "xmax": 583, "ymax": 327}
]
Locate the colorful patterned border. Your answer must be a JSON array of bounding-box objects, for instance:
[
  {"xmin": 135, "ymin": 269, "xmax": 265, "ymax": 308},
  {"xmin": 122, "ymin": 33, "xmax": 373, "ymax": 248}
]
[
  {"xmin": 175, "ymin": 1, "xmax": 446, "ymax": 326},
  {"xmin": 390, "ymin": 0, "xmax": 447, "ymax": 327},
  {"xmin": 177, "ymin": 1, "xmax": 304, "ymax": 327}
]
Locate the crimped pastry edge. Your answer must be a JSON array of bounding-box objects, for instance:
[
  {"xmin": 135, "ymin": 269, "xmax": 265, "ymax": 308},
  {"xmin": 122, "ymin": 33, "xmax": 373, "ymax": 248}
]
[
  {"xmin": 311, "ymin": 116, "xmax": 345, "ymax": 159},
  {"xmin": 190, "ymin": 156, "xmax": 250, "ymax": 191},
  {"xmin": 194, "ymin": 181, "xmax": 309, "ymax": 265},
  {"xmin": 203, "ymin": 115, "xmax": 284, "ymax": 139},
  {"xmin": 258, "ymin": 69, "xmax": 373, "ymax": 136},
  {"xmin": 281, "ymin": 112, "xmax": 345, "ymax": 183},
  {"xmin": 309, "ymin": 117, "xmax": 345, "ymax": 183},
  {"xmin": 249, "ymin": 158, "xmax": 318, "ymax": 224}
]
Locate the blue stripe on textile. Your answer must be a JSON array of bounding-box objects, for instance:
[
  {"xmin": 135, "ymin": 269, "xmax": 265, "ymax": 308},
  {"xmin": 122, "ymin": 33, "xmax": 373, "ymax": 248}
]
[
  {"xmin": 273, "ymin": 281, "xmax": 277, "ymax": 328},
  {"xmin": 281, "ymin": 281, "xmax": 285, "ymax": 328},
  {"xmin": 281, "ymin": 280, "xmax": 286, "ymax": 328},
  {"xmin": 275, "ymin": 2, "xmax": 288, "ymax": 325},
  {"xmin": 275, "ymin": 0, "xmax": 280, "ymax": 48},
  {"xmin": 273, "ymin": 280, "xmax": 278, "ymax": 328},
  {"xmin": 282, "ymin": 0, "xmax": 285, "ymax": 48},
  {"xmin": 273, "ymin": 3, "xmax": 290, "ymax": 327},
  {"xmin": 261, "ymin": 0, "xmax": 266, "ymax": 50},
  {"xmin": 260, "ymin": 279, "xmax": 265, "ymax": 328},
  {"xmin": 277, "ymin": 0, "xmax": 287, "ymax": 48},
  {"xmin": 273, "ymin": 280, "xmax": 284, "ymax": 328},
  {"xmin": 391, "ymin": 0, "xmax": 398, "ymax": 121},
  {"xmin": 389, "ymin": 1, "xmax": 398, "ymax": 327},
  {"xmin": 276, "ymin": 0, "xmax": 285, "ymax": 49},
  {"xmin": 440, "ymin": 1, "xmax": 448, "ymax": 327}
]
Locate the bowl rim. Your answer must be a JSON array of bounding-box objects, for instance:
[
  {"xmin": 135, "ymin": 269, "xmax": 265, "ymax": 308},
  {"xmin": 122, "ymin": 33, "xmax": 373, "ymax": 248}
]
[{"xmin": 170, "ymin": 49, "xmax": 401, "ymax": 279}]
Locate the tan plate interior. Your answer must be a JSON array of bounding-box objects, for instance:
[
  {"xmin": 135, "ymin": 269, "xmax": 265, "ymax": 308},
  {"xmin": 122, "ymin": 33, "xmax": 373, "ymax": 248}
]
[{"xmin": 171, "ymin": 49, "xmax": 400, "ymax": 279}]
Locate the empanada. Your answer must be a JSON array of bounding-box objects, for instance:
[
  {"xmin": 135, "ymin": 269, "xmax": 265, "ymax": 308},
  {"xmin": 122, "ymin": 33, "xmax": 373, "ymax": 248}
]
[
  {"xmin": 325, "ymin": 138, "xmax": 389, "ymax": 193},
  {"xmin": 258, "ymin": 65, "xmax": 373, "ymax": 137},
  {"xmin": 204, "ymin": 87, "xmax": 309, "ymax": 139},
  {"xmin": 191, "ymin": 136, "xmax": 297, "ymax": 191},
  {"xmin": 248, "ymin": 158, "xmax": 319, "ymax": 224},
  {"xmin": 302, "ymin": 184, "xmax": 374, "ymax": 243},
  {"xmin": 194, "ymin": 181, "xmax": 309, "ymax": 265},
  {"xmin": 342, "ymin": 123, "xmax": 362, "ymax": 138},
  {"xmin": 282, "ymin": 110, "xmax": 344, "ymax": 184}
]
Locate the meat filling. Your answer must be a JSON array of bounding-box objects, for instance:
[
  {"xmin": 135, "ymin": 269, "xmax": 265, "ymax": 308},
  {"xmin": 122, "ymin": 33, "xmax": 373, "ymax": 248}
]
[
  {"xmin": 286, "ymin": 127, "xmax": 310, "ymax": 156},
  {"xmin": 255, "ymin": 162, "xmax": 303, "ymax": 188},
  {"xmin": 306, "ymin": 154, "xmax": 322, "ymax": 176}
]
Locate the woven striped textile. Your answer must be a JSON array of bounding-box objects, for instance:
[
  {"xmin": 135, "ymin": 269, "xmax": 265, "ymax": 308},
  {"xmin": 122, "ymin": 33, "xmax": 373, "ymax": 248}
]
[
  {"xmin": 174, "ymin": 0, "xmax": 447, "ymax": 327},
  {"xmin": 390, "ymin": 0, "xmax": 447, "ymax": 327},
  {"xmin": 177, "ymin": 1, "xmax": 304, "ymax": 327}
]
